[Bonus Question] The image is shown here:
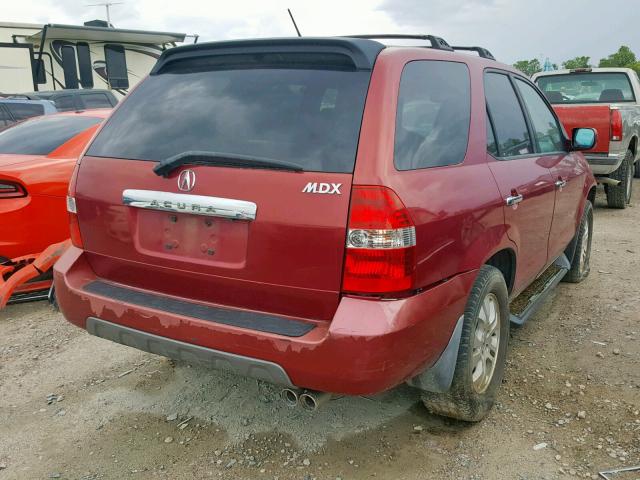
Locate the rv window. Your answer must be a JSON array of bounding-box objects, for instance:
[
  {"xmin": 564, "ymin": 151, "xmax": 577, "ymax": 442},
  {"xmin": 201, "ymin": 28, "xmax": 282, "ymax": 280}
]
[
  {"xmin": 5, "ymin": 103, "xmax": 45, "ymax": 121},
  {"xmin": 0, "ymin": 115, "xmax": 102, "ymax": 155},
  {"xmin": 54, "ymin": 96, "xmax": 76, "ymax": 111},
  {"xmin": 62, "ymin": 45, "xmax": 80, "ymax": 89},
  {"xmin": 80, "ymin": 93, "xmax": 113, "ymax": 109},
  {"xmin": 104, "ymin": 44, "xmax": 129, "ymax": 89},
  {"xmin": 77, "ymin": 43, "xmax": 94, "ymax": 88},
  {"xmin": 33, "ymin": 58, "xmax": 46, "ymax": 84}
]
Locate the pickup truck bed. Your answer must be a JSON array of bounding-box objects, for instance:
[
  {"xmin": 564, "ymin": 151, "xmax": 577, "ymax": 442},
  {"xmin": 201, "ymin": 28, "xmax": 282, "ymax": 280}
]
[{"xmin": 533, "ymin": 68, "xmax": 640, "ymax": 208}]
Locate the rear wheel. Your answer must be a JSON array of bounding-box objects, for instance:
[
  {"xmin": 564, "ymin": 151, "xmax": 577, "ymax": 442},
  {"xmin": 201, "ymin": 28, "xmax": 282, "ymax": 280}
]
[
  {"xmin": 606, "ymin": 150, "xmax": 633, "ymax": 208},
  {"xmin": 421, "ymin": 265, "xmax": 509, "ymax": 422},
  {"xmin": 564, "ymin": 200, "xmax": 593, "ymax": 284}
]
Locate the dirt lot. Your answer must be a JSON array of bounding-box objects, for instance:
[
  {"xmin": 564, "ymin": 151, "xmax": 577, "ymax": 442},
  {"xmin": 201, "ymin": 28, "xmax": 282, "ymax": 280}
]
[{"xmin": 1, "ymin": 184, "xmax": 639, "ymax": 480}]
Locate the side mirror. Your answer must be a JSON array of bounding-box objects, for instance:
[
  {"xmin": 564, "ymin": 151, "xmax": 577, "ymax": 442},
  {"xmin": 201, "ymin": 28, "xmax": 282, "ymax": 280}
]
[{"xmin": 572, "ymin": 128, "xmax": 596, "ymax": 151}]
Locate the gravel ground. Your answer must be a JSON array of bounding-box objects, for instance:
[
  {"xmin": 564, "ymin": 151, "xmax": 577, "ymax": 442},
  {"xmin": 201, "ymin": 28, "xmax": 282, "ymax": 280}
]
[{"xmin": 1, "ymin": 184, "xmax": 639, "ymax": 480}]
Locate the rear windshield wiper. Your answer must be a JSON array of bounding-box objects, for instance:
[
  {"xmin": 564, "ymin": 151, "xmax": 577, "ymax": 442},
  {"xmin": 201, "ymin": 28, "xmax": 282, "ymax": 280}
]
[{"xmin": 153, "ymin": 151, "xmax": 304, "ymax": 177}]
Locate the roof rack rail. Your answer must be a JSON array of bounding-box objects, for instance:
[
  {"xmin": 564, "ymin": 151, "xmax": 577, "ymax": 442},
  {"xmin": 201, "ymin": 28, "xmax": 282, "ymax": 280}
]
[
  {"xmin": 345, "ymin": 34, "xmax": 454, "ymax": 51},
  {"xmin": 451, "ymin": 45, "xmax": 495, "ymax": 60}
]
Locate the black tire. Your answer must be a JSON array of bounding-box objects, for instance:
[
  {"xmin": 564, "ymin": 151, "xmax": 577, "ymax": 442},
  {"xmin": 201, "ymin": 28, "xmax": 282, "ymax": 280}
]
[
  {"xmin": 606, "ymin": 150, "xmax": 633, "ymax": 208},
  {"xmin": 563, "ymin": 200, "xmax": 593, "ymax": 284},
  {"xmin": 634, "ymin": 158, "xmax": 640, "ymax": 178},
  {"xmin": 421, "ymin": 265, "xmax": 509, "ymax": 422}
]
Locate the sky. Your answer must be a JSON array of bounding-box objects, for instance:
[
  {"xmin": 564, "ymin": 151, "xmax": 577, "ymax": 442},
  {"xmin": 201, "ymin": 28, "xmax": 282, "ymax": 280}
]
[{"xmin": 3, "ymin": 0, "xmax": 639, "ymax": 65}]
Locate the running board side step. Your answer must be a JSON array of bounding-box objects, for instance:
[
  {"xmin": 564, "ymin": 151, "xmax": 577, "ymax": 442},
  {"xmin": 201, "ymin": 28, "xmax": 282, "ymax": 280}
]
[{"xmin": 509, "ymin": 254, "xmax": 570, "ymax": 326}]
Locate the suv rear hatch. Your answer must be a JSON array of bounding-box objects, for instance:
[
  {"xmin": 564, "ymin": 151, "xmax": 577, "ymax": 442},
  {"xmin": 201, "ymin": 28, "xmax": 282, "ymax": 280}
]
[{"xmin": 73, "ymin": 38, "xmax": 383, "ymax": 321}]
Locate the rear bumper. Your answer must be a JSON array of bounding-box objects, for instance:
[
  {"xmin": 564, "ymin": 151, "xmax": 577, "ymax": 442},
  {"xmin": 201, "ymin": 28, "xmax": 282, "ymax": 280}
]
[
  {"xmin": 54, "ymin": 246, "xmax": 476, "ymax": 396},
  {"xmin": 585, "ymin": 152, "xmax": 625, "ymax": 175}
]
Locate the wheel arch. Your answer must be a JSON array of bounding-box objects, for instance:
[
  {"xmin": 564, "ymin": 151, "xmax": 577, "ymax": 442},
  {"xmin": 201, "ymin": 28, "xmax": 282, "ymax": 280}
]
[
  {"xmin": 628, "ymin": 135, "xmax": 638, "ymax": 160},
  {"xmin": 483, "ymin": 248, "xmax": 516, "ymax": 295}
]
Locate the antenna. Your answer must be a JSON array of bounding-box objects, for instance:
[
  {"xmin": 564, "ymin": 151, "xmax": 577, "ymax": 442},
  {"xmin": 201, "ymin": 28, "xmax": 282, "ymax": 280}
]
[
  {"xmin": 287, "ymin": 8, "xmax": 301, "ymax": 37},
  {"xmin": 86, "ymin": 2, "xmax": 123, "ymax": 27}
]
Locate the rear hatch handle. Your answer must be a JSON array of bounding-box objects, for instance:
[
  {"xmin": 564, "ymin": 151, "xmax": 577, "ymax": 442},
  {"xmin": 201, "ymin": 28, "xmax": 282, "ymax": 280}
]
[{"xmin": 153, "ymin": 151, "xmax": 304, "ymax": 177}]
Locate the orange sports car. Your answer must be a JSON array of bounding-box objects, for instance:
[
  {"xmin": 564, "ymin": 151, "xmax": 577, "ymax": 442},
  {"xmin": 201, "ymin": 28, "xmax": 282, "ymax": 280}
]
[{"xmin": 0, "ymin": 109, "xmax": 110, "ymax": 305}]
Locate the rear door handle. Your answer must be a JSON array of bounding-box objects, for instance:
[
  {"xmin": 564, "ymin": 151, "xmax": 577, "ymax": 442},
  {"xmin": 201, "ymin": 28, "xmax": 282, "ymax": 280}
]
[
  {"xmin": 555, "ymin": 179, "xmax": 567, "ymax": 189},
  {"xmin": 505, "ymin": 194, "xmax": 524, "ymax": 206}
]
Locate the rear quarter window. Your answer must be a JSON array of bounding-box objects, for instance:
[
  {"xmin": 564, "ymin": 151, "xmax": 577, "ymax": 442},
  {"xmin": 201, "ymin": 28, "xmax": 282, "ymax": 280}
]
[
  {"xmin": 0, "ymin": 115, "xmax": 102, "ymax": 155},
  {"xmin": 394, "ymin": 60, "xmax": 471, "ymax": 170}
]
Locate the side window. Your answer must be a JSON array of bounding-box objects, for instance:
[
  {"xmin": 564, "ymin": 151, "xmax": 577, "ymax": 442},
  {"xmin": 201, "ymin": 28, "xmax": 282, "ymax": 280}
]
[
  {"xmin": 5, "ymin": 103, "xmax": 45, "ymax": 121},
  {"xmin": 515, "ymin": 78, "xmax": 565, "ymax": 153},
  {"xmin": 484, "ymin": 72, "xmax": 532, "ymax": 157},
  {"xmin": 61, "ymin": 45, "xmax": 80, "ymax": 89},
  {"xmin": 77, "ymin": 42, "xmax": 94, "ymax": 89},
  {"xmin": 394, "ymin": 60, "xmax": 471, "ymax": 170},
  {"xmin": 104, "ymin": 44, "xmax": 129, "ymax": 89},
  {"xmin": 54, "ymin": 96, "xmax": 76, "ymax": 111},
  {"xmin": 0, "ymin": 105, "xmax": 13, "ymax": 128},
  {"xmin": 80, "ymin": 93, "xmax": 112, "ymax": 109},
  {"xmin": 486, "ymin": 111, "xmax": 498, "ymax": 157}
]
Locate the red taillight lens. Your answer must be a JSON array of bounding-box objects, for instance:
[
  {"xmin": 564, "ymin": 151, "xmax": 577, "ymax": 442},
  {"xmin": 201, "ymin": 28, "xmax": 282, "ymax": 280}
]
[
  {"xmin": 342, "ymin": 185, "xmax": 416, "ymax": 295},
  {"xmin": 0, "ymin": 181, "xmax": 26, "ymax": 199},
  {"xmin": 611, "ymin": 108, "xmax": 623, "ymax": 141},
  {"xmin": 67, "ymin": 196, "xmax": 83, "ymax": 248}
]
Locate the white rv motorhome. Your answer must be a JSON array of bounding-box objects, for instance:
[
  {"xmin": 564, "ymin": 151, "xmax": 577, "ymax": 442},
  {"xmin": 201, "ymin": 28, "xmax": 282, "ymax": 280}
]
[{"xmin": 0, "ymin": 20, "xmax": 192, "ymax": 97}]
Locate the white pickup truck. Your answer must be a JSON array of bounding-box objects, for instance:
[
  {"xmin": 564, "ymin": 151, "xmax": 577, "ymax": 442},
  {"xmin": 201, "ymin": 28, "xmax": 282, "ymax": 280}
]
[{"xmin": 533, "ymin": 67, "xmax": 640, "ymax": 208}]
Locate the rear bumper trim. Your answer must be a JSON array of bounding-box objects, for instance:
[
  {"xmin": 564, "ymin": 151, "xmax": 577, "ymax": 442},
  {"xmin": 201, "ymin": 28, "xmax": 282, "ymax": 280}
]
[
  {"xmin": 86, "ymin": 317, "xmax": 294, "ymax": 387},
  {"xmin": 84, "ymin": 280, "xmax": 316, "ymax": 338},
  {"xmin": 585, "ymin": 152, "xmax": 624, "ymax": 174},
  {"xmin": 585, "ymin": 152, "xmax": 623, "ymax": 165}
]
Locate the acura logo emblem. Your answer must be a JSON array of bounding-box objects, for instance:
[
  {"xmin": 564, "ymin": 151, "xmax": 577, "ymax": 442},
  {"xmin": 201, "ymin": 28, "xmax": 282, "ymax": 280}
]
[{"xmin": 177, "ymin": 169, "xmax": 196, "ymax": 192}]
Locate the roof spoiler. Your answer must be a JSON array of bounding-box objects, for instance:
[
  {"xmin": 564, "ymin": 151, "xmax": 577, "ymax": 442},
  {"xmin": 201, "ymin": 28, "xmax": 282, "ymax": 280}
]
[{"xmin": 151, "ymin": 37, "xmax": 386, "ymax": 73}]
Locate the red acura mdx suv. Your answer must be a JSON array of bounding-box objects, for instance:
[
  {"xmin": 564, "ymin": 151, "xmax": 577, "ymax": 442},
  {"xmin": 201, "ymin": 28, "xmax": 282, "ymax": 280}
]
[{"xmin": 55, "ymin": 36, "xmax": 597, "ymax": 421}]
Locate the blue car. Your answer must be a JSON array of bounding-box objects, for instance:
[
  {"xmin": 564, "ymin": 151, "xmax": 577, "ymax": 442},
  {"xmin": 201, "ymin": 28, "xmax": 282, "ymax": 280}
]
[{"xmin": 0, "ymin": 99, "xmax": 57, "ymax": 132}]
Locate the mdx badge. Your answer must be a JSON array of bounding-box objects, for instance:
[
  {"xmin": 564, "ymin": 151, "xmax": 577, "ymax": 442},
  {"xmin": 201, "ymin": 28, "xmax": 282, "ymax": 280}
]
[
  {"xmin": 177, "ymin": 169, "xmax": 196, "ymax": 192},
  {"xmin": 302, "ymin": 182, "xmax": 342, "ymax": 194}
]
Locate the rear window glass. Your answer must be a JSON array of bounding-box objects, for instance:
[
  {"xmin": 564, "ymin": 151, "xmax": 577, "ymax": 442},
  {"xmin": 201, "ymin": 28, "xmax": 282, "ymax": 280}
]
[
  {"xmin": 0, "ymin": 115, "xmax": 102, "ymax": 155},
  {"xmin": 536, "ymin": 72, "xmax": 635, "ymax": 104},
  {"xmin": 80, "ymin": 93, "xmax": 113, "ymax": 109},
  {"xmin": 86, "ymin": 62, "xmax": 371, "ymax": 173},
  {"xmin": 394, "ymin": 61, "xmax": 471, "ymax": 170},
  {"xmin": 54, "ymin": 96, "xmax": 76, "ymax": 111},
  {"xmin": 5, "ymin": 103, "xmax": 45, "ymax": 121}
]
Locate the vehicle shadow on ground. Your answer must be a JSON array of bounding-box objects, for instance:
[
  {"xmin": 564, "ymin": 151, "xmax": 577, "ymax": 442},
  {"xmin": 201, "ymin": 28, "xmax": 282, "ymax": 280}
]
[{"xmin": 96, "ymin": 357, "xmax": 455, "ymax": 450}]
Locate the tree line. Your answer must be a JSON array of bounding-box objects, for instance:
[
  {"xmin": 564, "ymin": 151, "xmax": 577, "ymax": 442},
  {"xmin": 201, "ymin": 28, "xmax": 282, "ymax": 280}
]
[{"xmin": 513, "ymin": 46, "xmax": 640, "ymax": 77}]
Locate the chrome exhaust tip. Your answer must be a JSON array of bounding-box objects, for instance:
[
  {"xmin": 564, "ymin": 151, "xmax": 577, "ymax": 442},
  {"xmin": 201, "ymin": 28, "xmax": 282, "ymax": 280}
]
[
  {"xmin": 281, "ymin": 388, "xmax": 301, "ymax": 407},
  {"xmin": 299, "ymin": 391, "xmax": 332, "ymax": 411}
]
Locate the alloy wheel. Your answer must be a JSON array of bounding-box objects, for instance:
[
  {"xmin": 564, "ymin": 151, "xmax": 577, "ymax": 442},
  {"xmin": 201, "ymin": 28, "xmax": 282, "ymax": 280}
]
[{"xmin": 471, "ymin": 293, "xmax": 500, "ymax": 394}]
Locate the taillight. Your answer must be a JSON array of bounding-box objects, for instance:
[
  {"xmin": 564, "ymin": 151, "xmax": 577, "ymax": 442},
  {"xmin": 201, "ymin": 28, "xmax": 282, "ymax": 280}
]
[
  {"xmin": 66, "ymin": 195, "xmax": 83, "ymax": 248},
  {"xmin": 342, "ymin": 185, "xmax": 417, "ymax": 296},
  {"xmin": 611, "ymin": 108, "xmax": 623, "ymax": 141},
  {"xmin": 0, "ymin": 181, "xmax": 26, "ymax": 199}
]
